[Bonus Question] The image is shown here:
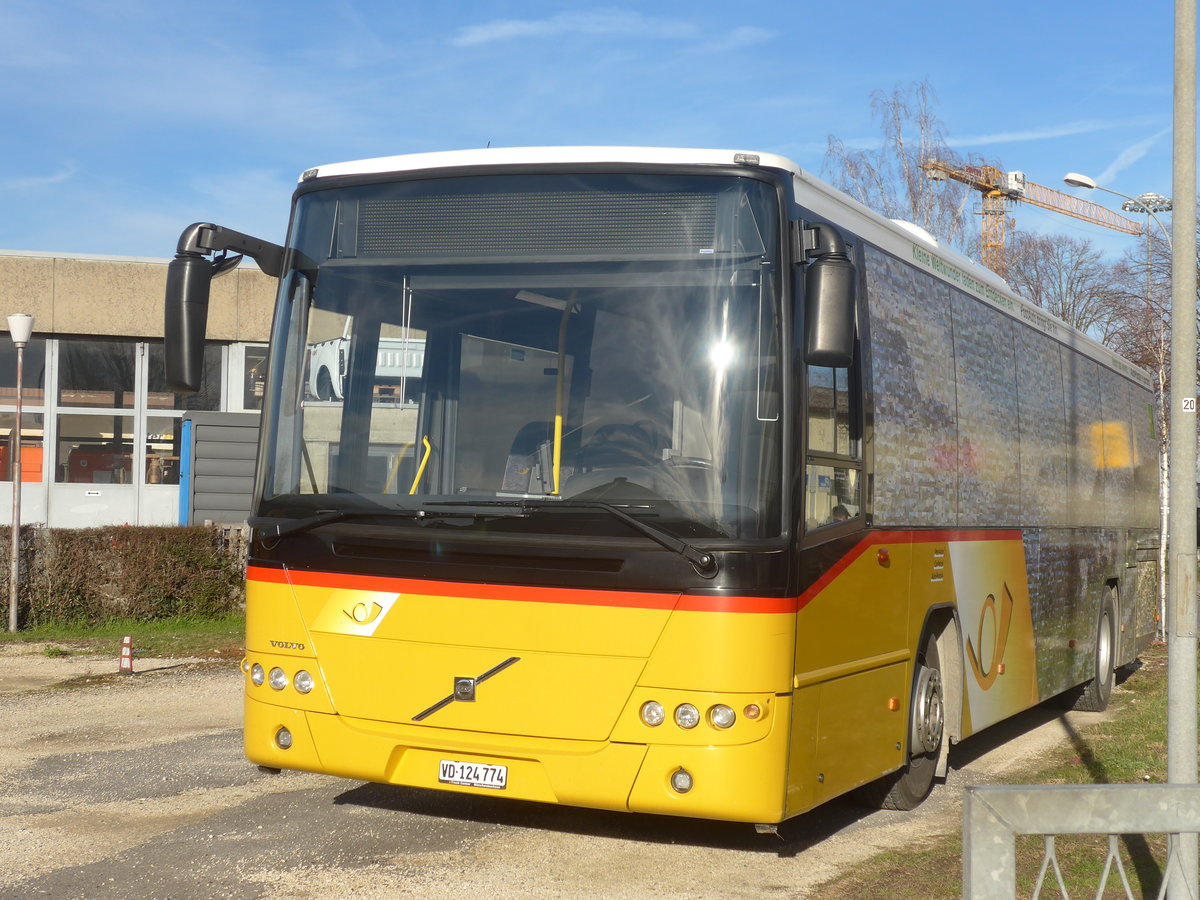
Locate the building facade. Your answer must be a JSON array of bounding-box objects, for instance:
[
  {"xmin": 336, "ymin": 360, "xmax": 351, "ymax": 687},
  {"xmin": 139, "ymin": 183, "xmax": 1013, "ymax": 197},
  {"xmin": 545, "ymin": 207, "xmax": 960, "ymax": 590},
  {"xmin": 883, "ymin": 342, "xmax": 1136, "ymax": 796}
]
[{"xmin": 0, "ymin": 249, "xmax": 274, "ymax": 527}]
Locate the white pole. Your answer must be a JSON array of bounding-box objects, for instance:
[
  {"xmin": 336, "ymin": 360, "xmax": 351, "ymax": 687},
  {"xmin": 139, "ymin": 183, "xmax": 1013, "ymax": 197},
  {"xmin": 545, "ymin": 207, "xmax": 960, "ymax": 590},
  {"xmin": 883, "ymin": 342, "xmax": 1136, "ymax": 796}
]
[
  {"xmin": 1167, "ymin": 0, "xmax": 1198, "ymax": 895},
  {"xmin": 5, "ymin": 314, "xmax": 33, "ymax": 634}
]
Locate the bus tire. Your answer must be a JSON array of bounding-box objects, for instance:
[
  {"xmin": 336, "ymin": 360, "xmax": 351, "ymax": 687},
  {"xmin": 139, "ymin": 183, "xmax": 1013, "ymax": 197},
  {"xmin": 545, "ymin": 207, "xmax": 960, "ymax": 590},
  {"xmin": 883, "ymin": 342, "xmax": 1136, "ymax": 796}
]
[
  {"xmin": 1072, "ymin": 594, "xmax": 1116, "ymax": 712},
  {"xmin": 854, "ymin": 632, "xmax": 944, "ymax": 811}
]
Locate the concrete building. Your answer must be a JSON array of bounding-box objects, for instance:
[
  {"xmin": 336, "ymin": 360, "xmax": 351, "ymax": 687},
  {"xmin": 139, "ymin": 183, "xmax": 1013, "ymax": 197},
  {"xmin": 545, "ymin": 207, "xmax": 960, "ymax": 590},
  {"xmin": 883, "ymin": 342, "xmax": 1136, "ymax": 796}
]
[{"xmin": 0, "ymin": 249, "xmax": 274, "ymax": 527}]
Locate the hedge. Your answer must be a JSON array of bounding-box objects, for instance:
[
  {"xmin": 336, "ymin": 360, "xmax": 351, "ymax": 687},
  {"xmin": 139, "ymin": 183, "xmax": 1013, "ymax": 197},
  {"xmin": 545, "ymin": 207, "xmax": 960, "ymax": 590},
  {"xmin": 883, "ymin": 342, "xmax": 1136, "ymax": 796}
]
[{"xmin": 0, "ymin": 525, "xmax": 246, "ymax": 627}]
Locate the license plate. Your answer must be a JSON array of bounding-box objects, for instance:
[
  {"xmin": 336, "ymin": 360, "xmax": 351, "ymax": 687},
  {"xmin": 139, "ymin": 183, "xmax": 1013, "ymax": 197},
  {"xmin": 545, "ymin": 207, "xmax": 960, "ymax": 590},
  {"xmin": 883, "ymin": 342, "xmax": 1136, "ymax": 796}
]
[{"xmin": 438, "ymin": 759, "xmax": 508, "ymax": 790}]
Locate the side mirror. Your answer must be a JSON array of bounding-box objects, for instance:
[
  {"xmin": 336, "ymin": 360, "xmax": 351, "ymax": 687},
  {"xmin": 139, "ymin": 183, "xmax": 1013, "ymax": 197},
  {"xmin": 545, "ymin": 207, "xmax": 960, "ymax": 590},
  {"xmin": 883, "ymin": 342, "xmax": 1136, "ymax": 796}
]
[
  {"xmin": 164, "ymin": 254, "xmax": 213, "ymax": 393},
  {"xmin": 163, "ymin": 222, "xmax": 286, "ymax": 394},
  {"xmin": 802, "ymin": 225, "xmax": 856, "ymax": 367}
]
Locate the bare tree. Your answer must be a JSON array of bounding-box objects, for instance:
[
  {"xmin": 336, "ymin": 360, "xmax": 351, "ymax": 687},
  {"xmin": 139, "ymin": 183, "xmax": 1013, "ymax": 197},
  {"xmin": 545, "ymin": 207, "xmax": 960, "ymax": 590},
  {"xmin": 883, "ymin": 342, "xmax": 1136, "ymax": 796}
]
[
  {"xmin": 1004, "ymin": 232, "xmax": 1128, "ymax": 341},
  {"xmin": 823, "ymin": 79, "xmax": 971, "ymax": 250}
]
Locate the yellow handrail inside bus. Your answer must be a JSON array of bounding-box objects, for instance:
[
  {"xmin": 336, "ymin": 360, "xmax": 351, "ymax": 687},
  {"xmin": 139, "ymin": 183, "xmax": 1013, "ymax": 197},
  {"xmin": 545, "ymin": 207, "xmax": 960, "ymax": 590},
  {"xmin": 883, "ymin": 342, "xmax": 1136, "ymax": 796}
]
[
  {"xmin": 384, "ymin": 441, "xmax": 416, "ymax": 494},
  {"xmin": 551, "ymin": 292, "xmax": 577, "ymax": 495},
  {"xmin": 409, "ymin": 436, "xmax": 432, "ymax": 495}
]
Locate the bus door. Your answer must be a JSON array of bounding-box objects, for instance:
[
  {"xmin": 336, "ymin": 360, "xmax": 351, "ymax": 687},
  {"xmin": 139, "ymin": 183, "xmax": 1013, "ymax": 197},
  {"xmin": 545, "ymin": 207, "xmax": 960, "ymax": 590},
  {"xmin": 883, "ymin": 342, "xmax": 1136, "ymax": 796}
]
[{"xmin": 789, "ymin": 241, "xmax": 911, "ymax": 809}]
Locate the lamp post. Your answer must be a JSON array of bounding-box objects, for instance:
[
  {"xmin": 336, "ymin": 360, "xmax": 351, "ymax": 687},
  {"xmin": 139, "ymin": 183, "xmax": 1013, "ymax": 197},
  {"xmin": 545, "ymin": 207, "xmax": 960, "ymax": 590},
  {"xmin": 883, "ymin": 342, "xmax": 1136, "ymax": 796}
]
[{"xmin": 6, "ymin": 314, "xmax": 33, "ymax": 633}]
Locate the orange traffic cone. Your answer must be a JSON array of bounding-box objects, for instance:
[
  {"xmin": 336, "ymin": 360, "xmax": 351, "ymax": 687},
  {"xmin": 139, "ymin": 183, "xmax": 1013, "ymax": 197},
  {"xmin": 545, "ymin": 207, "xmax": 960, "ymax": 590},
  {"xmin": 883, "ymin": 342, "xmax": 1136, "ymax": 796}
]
[{"xmin": 118, "ymin": 635, "xmax": 134, "ymax": 675}]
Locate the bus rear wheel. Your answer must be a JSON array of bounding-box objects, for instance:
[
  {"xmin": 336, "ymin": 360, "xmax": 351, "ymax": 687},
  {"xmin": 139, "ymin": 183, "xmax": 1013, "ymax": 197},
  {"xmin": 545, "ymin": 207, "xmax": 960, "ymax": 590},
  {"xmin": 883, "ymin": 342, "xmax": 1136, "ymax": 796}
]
[
  {"xmin": 854, "ymin": 632, "xmax": 944, "ymax": 811},
  {"xmin": 1072, "ymin": 595, "xmax": 1116, "ymax": 712}
]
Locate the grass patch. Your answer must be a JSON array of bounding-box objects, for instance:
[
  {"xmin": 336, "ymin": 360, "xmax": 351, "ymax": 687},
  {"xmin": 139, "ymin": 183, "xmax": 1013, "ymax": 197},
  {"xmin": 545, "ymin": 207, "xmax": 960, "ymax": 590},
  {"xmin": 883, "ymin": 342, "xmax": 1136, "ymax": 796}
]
[
  {"xmin": 0, "ymin": 612, "xmax": 245, "ymax": 659},
  {"xmin": 818, "ymin": 644, "xmax": 1171, "ymax": 899}
]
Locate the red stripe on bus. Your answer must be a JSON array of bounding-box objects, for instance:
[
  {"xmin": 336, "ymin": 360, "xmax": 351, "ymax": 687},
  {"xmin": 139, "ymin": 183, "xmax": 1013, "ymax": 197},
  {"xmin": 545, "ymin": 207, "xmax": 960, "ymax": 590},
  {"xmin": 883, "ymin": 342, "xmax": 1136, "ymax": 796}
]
[
  {"xmin": 246, "ymin": 565, "xmax": 793, "ymax": 615},
  {"xmin": 795, "ymin": 528, "xmax": 1023, "ymax": 611}
]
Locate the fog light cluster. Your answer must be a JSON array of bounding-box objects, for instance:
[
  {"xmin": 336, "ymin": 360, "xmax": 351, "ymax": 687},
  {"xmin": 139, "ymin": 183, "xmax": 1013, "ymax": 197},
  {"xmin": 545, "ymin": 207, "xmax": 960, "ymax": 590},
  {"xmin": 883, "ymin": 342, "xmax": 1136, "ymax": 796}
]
[
  {"xmin": 246, "ymin": 661, "xmax": 316, "ymax": 696},
  {"xmin": 639, "ymin": 700, "xmax": 739, "ymax": 730}
]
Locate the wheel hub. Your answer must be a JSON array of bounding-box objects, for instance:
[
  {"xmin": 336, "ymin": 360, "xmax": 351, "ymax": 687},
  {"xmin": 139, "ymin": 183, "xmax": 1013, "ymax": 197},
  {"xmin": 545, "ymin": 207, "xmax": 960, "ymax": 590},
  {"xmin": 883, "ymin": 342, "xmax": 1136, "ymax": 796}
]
[{"xmin": 911, "ymin": 666, "xmax": 944, "ymax": 756}]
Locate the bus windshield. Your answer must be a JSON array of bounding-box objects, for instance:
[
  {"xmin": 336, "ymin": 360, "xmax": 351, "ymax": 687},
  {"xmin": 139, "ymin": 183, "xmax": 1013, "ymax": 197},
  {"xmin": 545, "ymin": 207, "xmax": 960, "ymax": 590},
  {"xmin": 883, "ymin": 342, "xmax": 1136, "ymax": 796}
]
[{"xmin": 259, "ymin": 172, "xmax": 784, "ymax": 540}]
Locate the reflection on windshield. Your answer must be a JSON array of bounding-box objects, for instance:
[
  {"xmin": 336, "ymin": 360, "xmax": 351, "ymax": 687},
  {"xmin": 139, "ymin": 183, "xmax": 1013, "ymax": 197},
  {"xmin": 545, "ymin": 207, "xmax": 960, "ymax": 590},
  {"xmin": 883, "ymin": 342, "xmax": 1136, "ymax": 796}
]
[{"xmin": 261, "ymin": 173, "xmax": 783, "ymax": 539}]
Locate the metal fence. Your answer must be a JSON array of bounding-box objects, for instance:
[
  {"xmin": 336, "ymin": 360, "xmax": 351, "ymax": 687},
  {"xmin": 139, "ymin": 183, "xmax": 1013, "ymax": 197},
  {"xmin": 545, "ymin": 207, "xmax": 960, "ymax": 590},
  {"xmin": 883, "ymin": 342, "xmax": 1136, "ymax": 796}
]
[
  {"xmin": 212, "ymin": 523, "xmax": 249, "ymax": 571},
  {"xmin": 964, "ymin": 784, "xmax": 1200, "ymax": 898}
]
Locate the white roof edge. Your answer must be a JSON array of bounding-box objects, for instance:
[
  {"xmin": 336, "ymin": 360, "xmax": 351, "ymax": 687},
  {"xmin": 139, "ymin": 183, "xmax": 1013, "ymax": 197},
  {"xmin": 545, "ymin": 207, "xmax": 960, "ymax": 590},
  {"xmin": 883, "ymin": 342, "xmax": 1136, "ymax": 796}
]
[{"xmin": 302, "ymin": 146, "xmax": 802, "ymax": 182}]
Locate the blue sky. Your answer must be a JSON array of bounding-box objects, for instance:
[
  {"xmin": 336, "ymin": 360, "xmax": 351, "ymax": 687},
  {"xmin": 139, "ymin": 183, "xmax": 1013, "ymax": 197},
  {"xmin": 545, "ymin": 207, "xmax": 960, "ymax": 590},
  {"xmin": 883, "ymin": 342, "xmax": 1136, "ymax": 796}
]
[{"xmin": 0, "ymin": 0, "xmax": 1183, "ymax": 261}]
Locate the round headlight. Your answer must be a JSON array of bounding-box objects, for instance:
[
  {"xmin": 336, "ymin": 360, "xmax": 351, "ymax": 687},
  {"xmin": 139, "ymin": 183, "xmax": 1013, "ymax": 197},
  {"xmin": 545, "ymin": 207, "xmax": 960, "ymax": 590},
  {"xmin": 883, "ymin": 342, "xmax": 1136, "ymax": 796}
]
[
  {"xmin": 640, "ymin": 700, "xmax": 665, "ymax": 727},
  {"xmin": 294, "ymin": 670, "xmax": 315, "ymax": 694},
  {"xmin": 709, "ymin": 704, "xmax": 736, "ymax": 729},
  {"xmin": 268, "ymin": 667, "xmax": 288, "ymax": 691},
  {"xmin": 674, "ymin": 703, "xmax": 700, "ymax": 729},
  {"xmin": 250, "ymin": 663, "xmax": 265, "ymax": 686},
  {"xmin": 275, "ymin": 727, "xmax": 293, "ymax": 750}
]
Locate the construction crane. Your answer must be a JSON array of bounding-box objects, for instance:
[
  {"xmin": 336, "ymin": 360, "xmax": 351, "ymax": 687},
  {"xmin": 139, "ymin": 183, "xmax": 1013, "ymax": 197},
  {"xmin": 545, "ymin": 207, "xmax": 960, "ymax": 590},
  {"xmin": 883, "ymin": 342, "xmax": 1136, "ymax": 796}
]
[{"xmin": 920, "ymin": 160, "xmax": 1143, "ymax": 277}]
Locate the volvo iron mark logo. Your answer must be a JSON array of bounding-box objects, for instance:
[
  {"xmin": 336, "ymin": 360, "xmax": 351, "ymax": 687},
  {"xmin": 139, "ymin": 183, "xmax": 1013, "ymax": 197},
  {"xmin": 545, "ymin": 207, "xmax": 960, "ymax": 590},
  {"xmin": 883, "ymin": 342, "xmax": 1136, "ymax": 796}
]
[{"xmin": 413, "ymin": 656, "xmax": 521, "ymax": 721}]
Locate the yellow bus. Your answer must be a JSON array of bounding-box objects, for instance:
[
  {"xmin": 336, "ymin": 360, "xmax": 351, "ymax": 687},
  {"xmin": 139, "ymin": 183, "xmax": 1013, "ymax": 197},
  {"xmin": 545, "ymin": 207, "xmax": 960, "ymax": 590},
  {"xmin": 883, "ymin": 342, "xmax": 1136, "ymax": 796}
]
[{"xmin": 164, "ymin": 147, "xmax": 1159, "ymax": 825}]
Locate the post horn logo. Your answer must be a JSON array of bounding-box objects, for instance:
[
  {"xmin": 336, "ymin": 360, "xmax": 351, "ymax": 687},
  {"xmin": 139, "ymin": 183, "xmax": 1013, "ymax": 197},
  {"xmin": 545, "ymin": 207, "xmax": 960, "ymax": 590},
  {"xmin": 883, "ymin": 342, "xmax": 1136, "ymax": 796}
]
[
  {"xmin": 966, "ymin": 582, "xmax": 1014, "ymax": 691},
  {"xmin": 344, "ymin": 601, "xmax": 385, "ymax": 626}
]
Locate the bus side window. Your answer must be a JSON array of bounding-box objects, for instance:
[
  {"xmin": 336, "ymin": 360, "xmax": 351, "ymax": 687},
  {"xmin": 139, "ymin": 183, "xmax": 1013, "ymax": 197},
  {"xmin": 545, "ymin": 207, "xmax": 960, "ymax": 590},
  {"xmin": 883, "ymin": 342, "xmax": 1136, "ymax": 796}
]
[{"xmin": 805, "ymin": 363, "xmax": 862, "ymax": 530}]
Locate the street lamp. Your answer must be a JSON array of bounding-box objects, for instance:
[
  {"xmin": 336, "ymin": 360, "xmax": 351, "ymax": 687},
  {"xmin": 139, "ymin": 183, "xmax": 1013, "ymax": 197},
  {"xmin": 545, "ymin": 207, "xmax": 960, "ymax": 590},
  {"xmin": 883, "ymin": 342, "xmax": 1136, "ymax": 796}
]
[
  {"xmin": 1063, "ymin": 173, "xmax": 1174, "ymax": 247},
  {"xmin": 6, "ymin": 314, "xmax": 33, "ymax": 633}
]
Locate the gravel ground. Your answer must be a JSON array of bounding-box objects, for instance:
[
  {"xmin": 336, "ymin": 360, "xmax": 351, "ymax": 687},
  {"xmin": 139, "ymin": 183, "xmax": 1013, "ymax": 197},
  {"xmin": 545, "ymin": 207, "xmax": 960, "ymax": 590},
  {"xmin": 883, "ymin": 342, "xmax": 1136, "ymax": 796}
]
[{"xmin": 0, "ymin": 642, "xmax": 1116, "ymax": 899}]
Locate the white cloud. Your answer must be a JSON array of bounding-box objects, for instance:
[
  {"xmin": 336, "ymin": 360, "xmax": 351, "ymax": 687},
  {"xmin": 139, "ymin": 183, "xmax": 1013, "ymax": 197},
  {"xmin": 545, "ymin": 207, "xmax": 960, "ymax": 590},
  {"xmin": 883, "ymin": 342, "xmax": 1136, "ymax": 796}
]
[
  {"xmin": 692, "ymin": 26, "xmax": 773, "ymax": 53},
  {"xmin": 0, "ymin": 163, "xmax": 78, "ymax": 192},
  {"xmin": 950, "ymin": 121, "xmax": 1116, "ymax": 146},
  {"xmin": 451, "ymin": 10, "xmax": 698, "ymax": 47},
  {"xmin": 950, "ymin": 116, "xmax": 1166, "ymax": 148},
  {"xmin": 1097, "ymin": 127, "xmax": 1172, "ymax": 184}
]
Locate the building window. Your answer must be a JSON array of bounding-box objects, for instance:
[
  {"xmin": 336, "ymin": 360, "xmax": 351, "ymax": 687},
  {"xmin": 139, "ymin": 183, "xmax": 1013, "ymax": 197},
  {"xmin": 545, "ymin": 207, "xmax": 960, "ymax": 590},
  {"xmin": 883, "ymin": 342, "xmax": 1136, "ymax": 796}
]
[
  {"xmin": 58, "ymin": 339, "xmax": 137, "ymax": 409},
  {"xmin": 241, "ymin": 345, "xmax": 269, "ymax": 411},
  {"xmin": 55, "ymin": 413, "xmax": 134, "ymax": 484},
  {"xmin": 146, "ymin": 342, "xmax": 222, "ymax": 412},
  {"xmin": 146, "ymin": 415, "xmax": 182, "ymax": 485},
  {"xmin": 0, "ymin": 413, "xmax": 44, "ymax": 483},
  {"xmin": 0, "ymin": 339, "xmax": 47, "ymax": 407}
]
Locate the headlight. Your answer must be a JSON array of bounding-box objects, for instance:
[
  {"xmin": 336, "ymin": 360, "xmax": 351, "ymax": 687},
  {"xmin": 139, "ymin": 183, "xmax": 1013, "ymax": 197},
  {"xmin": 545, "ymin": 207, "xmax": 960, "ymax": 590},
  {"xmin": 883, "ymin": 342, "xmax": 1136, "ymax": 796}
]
[
  {"xmin": 294, "ymin": 670, "xmax": 315, "ymax": 694},
  {"xmin": 708, "ymin": 704, "xmax": 736, "ymax": 729},
  {"xmin": 250, "ymin": 663, "xmax": 265, "ymax": 686},
  {"xmin": 268, "ymin": 667, "xmax": 288, "ymax": 691},
  {"xmin": 275, "ymin": 727, "xmax": 293, "ymax": 750},
  {"xmin": 674, "ymin": 703, "xmax": 700, "ymax": 729},
  {"xmin": 640, "ymin": 700, "xmax": 665, "ymax": 727}
]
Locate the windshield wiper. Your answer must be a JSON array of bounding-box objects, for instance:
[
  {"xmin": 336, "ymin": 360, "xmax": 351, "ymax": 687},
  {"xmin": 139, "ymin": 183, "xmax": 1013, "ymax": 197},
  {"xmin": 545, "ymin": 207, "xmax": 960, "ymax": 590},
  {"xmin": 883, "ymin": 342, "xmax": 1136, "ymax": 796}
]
[
  {"xmin": 250, "ymin": 502, "xmax": 535, "ymax": 541},
  {"xmin": 431, "ymin": 498, "xmax": 718, "ymax": 578},
  {"xmin": 249, "ymin": 509, "xmax": 424, "ymax": 539}
]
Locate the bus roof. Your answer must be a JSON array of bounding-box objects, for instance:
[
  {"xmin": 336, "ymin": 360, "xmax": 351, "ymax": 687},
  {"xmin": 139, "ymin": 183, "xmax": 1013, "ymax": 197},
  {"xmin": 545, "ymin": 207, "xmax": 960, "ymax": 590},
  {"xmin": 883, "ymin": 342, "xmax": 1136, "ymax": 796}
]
[{"xmin": 300, "ymin": 147, "xmax": 802, "ymax": 182}]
